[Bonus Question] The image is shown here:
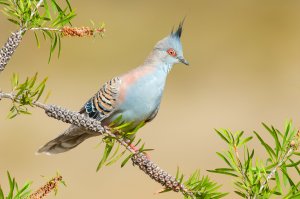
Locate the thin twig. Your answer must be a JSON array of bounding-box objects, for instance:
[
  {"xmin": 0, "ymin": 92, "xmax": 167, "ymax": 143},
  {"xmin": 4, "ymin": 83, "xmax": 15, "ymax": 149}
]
[
  {"xmin": 0, "ymin": 91, "xmax": 48, "ymax": 110},
  {"xmin": 22, "ymin": 0, "xmax": 44, "ymax": 29},
  {"xmin": 254, "ymin": 147, "xmax": 294, "ymax": 199},
  {"xmin": 29, "ymin": 0, "xmax": 44, "ymax": 20},
  {"xmin": 29, "ymin": 27, "xmax": 62, "ymax": 32},
  {"xmin": 234, "ymin": 146, "xmax": 251, "ymax": 198}
]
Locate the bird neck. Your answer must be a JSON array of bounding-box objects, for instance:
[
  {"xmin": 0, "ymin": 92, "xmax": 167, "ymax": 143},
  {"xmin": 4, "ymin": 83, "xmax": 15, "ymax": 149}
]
[{"xmin": 143, "ymin": 51, "xmax": 174, "ymax": 74}]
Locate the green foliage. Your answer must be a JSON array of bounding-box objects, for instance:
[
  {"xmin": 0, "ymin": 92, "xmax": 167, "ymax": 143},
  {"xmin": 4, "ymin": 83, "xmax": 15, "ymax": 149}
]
[
  {"xmin": 96, "ymin": 118, "xmax": 151, "ymax": 171},
  {"xmin": 8, "ymin": 73, "xmax": 49, "ymax": 118},
  {"xmin": 0, "ymin": 171, "xmax": 31, "ymax": 199},
  {"xmin": 0, "ymin": 0, "xmax": 76, "ymax": 60},
  {"xmin": 209, "ymin": 122, "xmax": 300, "ymax": 198},
  {"xmin": 183, "ymin": 170, "xmax": 228, "ymax": 199},
  {"xmin": 0, "ymin": 0, "xmax": 75, "ymax": 28},
  {"xmin": 160, "ymin": 169, "xmax": 228, "ymax": 199}
]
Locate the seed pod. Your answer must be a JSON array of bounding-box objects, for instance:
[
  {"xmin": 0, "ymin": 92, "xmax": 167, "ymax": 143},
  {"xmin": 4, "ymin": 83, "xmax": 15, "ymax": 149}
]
[
  {"xmin": 45, "ymin": 104, "xmax": 104, "ymax": 134},
  {"xmin": 0, "ymin": 30, "xmax": 23, "ymax": 71},
  {"xmin": 131, "ymin": 152, "xmax": 184, "ymax": 192}
]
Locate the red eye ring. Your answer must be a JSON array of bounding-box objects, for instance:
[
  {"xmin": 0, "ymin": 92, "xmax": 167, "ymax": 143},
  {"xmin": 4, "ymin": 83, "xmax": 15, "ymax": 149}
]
[{"xmin": 167, "ymin": 48, "xmax": 177, "ymax": 57}]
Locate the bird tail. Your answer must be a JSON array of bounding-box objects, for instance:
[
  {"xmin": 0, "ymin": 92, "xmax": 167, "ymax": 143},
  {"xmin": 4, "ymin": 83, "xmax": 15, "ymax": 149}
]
[{"xmin": 37, "ymin": 125, "xmax": 97, "ymax": 155}]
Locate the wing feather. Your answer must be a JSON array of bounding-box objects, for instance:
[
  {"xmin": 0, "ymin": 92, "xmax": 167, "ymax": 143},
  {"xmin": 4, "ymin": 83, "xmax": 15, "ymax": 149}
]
[{"xmin": 80, "ymin": 77, "xmax": 121, "ymax": 120}]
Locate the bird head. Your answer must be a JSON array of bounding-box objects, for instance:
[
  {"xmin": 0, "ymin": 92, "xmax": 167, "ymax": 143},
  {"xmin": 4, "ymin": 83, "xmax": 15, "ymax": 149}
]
[{"xmin": 154, "ymin": 21, "xmax": 189, "ymax": 66}]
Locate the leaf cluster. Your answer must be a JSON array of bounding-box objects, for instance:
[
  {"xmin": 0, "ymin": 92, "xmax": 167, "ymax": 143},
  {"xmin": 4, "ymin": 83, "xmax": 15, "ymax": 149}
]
[
  {"xmin": 96, "ymin": 117, "xmax": 152, "ymax": 171},
  {"xmin": 0, "ymin": 0, "xmax": 76, "ymax": 60},
  {"xmin": 209, "ymin": 122, "xmax": 300, "ymax": 198},
  {"xmin": 161, "ymin": 169, "xmax": 228, "ymax": 199},
  {"xmin": 183, "ymin": 170, "xmax": 228, "ymax": 199},
  {"xmin": 0, "ymin": 172, "xmax": 31, "ymax": 199},
  {"xmin": 0, "ymin": 0, "xmax": 75, "ymax": 28},
  {"xmin": 8, "ymin": 73, "xmax": 49, "ymax": 118}
]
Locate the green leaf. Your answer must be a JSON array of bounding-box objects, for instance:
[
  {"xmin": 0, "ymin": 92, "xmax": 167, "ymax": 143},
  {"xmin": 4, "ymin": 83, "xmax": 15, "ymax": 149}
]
[
  {"xmin": 34, "ymin": 31, "xmax": 40, "ymax": 48},
  {"xmin": 36, "ymin": 83, "xmax": 45, "ymax": 101},
  {"xmin": 208, "ymin": 169, "xmax": 238, "ymax": 177},
  {"xmin": 29, "ymin": 73, "xmax": 38, "ymax": 89},
  {"xmin": 262, "ymin": 123, "xmax": 281, "ymax": 153},
  {"xmin": 236, "ymin": 131, "xmax": 244, "ymax": 146},
  {"xmin": 13, "ymin": 182, "xmax": 31, "ymax": 198},
  {"xmin": 288, "ymin": 159, "xmax": 300, "ymax": 175},
  {"xmin": 106, "ymin": 150, "xmax": 126, "ymax": 166},
  {"xmin": 281, "ymin": 166, "xmax": 295, "ymax": 187},
  {"xmin": 43, "ymin": 90, "xmax": 51, "ymax": 103},
  {"xmin": 254, "ymin": 131, "xmax": 276, "ymax": 160},
  {"xmin": 0, "ymin": 1, "xmax": 10, "ymax": 6},
  {"xmin": 7, "ymin": 171, "xmax": 15, "ymax": 199},
  {"xmin": 275, "ymin": 171, "xmax": 282, "ymax": 194},
  {"xmin": 96, "ymin": 139, "xmax": 114, "ymax": 171},
  {"xmin": 43, "ymin": 0, "xmax": 51, "ymax": 19},
  {"xmin": 0, "ymin": 186, "xmax": 4, "ymax": 199},
  {"xmin": 11, "ymin": 73, "xmax": 19, "ymax": 89},
  {"xmin": 234, "ymin": 191, "xmax": 246, "ymax": 198},
  {"xmin": 121, "ymin": 154, "xmax": 133, "ymax": 168},
  {"xmin": 215, "ymin": 129, "xmax": 230, "ymax": 144},
  {"xmin": 114, "ymin": 122, "xmax": 133, "ymax": 130},
  {"xmin": 57, "ymin": 35, "xmax": 61, "ymax": 58},
  {"xmin": 7, "ymin": 18, "xmax": 19, "ymax": 25},
  {"xmin": 51, "ymin": 33, "xmax": 57, "ymax": 53},
  {"xmin": 65, "ymin": 0, "xmax": 72, "ymax": 11},
  {"xmin": 238, "ymin": 136, "xmax": 253, "ymax": 147},
  {"xmin": 216, "ymin": 152, "xmax": 234, "ymax": 169},
  {"xmin": 285, "ymin": 160, "xmax": 300, "ymax": 168}
]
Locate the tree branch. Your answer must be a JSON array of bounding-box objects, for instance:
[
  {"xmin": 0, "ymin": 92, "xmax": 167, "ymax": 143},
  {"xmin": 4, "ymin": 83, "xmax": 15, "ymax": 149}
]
[{"xmin": 0, "ymin": 90, "xmax": 193, "ymax": 197}]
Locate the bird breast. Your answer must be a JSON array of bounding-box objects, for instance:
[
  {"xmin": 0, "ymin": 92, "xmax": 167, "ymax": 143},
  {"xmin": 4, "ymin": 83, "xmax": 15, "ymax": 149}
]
[{"xmin": 117, "ymin": 67, "xmax": 166, "ymax": 124}]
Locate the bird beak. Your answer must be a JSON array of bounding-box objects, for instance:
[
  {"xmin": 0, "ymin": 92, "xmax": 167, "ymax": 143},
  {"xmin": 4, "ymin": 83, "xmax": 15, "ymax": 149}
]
[{"xmin": 177, "ymin": 56, "xmax": 189, "ymax": 66}]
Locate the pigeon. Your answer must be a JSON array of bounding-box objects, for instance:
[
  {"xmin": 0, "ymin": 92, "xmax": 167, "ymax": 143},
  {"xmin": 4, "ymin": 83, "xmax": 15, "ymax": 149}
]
[{"xmin": 38, "ymin": 21, "xmax": 189, "ymax": 154}]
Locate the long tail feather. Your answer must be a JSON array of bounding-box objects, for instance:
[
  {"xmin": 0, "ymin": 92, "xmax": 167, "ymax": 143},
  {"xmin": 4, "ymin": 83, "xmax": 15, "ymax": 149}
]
[{"xmin": 37, "ymin": 125, "xmax": 97, "ymax": 155}]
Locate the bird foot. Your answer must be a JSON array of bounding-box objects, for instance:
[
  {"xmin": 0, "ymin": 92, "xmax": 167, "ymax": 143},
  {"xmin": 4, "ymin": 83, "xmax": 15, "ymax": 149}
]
[{"xmin": 129, "ymin": 143, "xmax": 151, "ymax": 160}]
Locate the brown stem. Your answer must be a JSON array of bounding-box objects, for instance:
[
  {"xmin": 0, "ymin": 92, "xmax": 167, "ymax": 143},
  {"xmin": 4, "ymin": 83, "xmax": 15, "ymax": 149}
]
[{"xmin": 233, "ymin": 146, "xmax": 250, "ymax": 198}]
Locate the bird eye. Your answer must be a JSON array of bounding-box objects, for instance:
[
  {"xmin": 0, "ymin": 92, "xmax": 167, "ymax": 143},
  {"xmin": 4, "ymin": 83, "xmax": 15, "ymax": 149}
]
[{"xmin": 167, "ymin": 48, "xmax": 177, "ymax": 57}]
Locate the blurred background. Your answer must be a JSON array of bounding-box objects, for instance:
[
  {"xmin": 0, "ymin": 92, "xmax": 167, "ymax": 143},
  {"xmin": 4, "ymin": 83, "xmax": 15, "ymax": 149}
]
[{"xmin": 1, "ymin": 0, "xmax": 300, "ymax": 198}]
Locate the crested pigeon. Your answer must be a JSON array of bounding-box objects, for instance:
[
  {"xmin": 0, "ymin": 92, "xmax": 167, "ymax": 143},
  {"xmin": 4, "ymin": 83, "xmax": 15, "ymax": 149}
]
[{"xmin": 38, "ymin": 22, "xmax": 189, "ymax": 154}]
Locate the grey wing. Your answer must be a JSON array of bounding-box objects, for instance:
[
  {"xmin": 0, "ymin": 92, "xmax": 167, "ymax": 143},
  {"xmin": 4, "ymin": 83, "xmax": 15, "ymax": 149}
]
[
  {"xmin": 37, "ymin": 77, "xmax": 122, "ymax": 155},
  {"xmin": 80, "ymin": 77, "xmax": 121, "ymax": 121},
  {"xmin": 145, "ymin": 105, "xmax": 160, "ymax": 123}
]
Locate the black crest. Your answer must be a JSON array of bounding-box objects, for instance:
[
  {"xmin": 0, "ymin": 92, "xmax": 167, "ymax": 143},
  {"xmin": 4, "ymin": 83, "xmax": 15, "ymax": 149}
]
[{"xmin": 171, "ymin": 19, "xmax": 185, "ymax": 38}]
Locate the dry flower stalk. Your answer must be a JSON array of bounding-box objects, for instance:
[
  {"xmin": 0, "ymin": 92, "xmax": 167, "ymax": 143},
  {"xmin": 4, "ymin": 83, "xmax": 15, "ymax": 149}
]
[
  {"xmin": 29, "ymin": 175, "xmax": 62, "ymax": 199},
  {"xmin": 61, "ymin": 26, "xmax": 105, "ymax": 37}
]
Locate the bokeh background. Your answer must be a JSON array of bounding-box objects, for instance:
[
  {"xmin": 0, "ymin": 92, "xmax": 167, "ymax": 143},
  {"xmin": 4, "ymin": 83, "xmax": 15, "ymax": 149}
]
[{"xmin": 1, "ymin": 0, "xmax": 300, "ymax": 198}]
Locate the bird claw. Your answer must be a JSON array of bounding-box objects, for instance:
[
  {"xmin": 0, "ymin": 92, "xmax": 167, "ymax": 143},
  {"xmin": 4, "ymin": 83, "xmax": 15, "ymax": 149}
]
[{"xmin": 129, "ymin": 143, "xmax": 151, "ymax": 160}]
